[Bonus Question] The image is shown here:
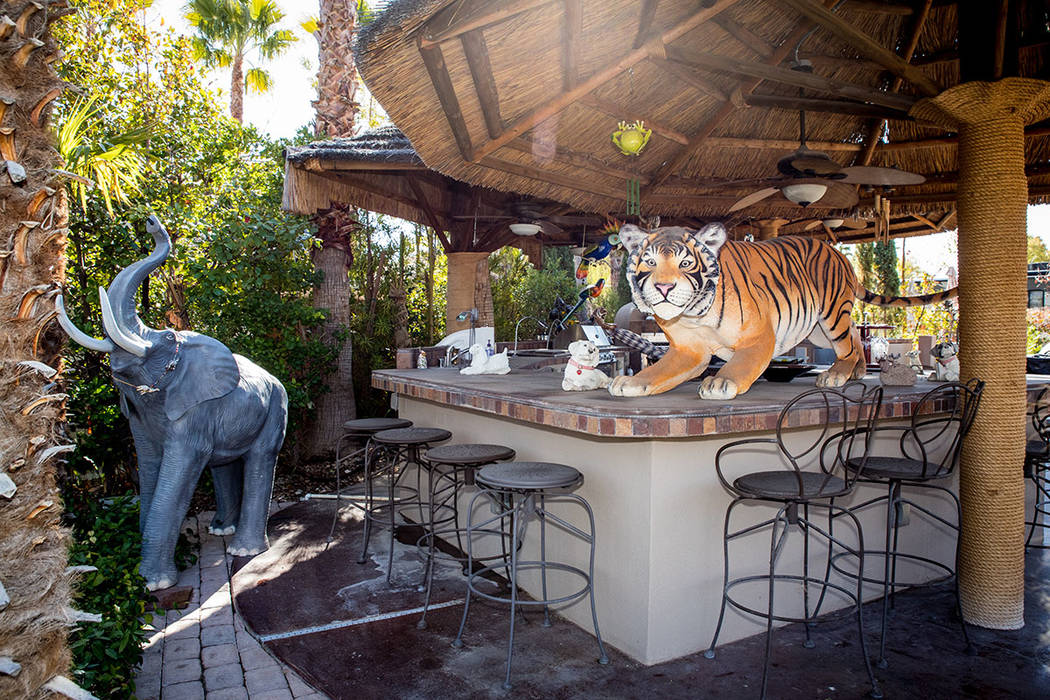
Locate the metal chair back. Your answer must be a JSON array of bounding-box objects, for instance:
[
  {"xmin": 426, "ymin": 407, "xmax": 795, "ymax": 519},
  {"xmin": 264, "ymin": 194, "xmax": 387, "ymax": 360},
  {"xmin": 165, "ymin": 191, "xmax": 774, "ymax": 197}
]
[
  {"xmin": 1030, "ymin": 386, "xmax": 1050, "ymax": 444},
  {"xmin": 898, "ymin": 378, "xmax": 985, "ymax": 480}
]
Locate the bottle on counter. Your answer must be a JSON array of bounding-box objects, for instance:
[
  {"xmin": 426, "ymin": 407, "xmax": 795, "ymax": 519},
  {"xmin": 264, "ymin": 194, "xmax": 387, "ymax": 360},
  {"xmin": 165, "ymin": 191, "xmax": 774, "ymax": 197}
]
[
  {"xmin": 417, "ymin": 349, "xmax": 428, "ymax": 369},
  {"xmin": 486, "ymin": 340, "xmax": 494, "ymax": 357}
]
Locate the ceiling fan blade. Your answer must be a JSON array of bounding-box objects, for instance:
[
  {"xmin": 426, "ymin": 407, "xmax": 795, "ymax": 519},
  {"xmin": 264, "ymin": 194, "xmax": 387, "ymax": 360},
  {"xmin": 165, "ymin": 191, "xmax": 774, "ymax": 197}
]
[
  {"xmin": 839, "ymin": 217, "xmax": 870, "ymax": 229},
  {"xmin": 729, "ymin": 187, "xmax": 780, "ymax": 212},
  {"xmin": 450, "ymin": 214, "xmax": 514, "ymax": 220},
  {"xmin": 838, "ymin": 166, "xmax": 926, "ymax": 186},
  {"xmin": 812, "ymin": 181, "xmax": 859, "ymax": 209},
  {"xmin": 546, "ymin": 215, "xmax": 598, "ymax": 225},
  {"xmin": 537, "ymin": 220, "xmax": 564, "ymax": 236},
  {"xmin": 802, "ymin": 219, "xmax": 823, "ymax": 231}
]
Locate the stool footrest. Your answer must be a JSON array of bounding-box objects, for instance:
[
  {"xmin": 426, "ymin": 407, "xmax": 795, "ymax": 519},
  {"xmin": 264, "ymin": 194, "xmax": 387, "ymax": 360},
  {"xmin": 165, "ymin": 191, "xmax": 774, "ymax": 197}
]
[{"xmin": 465, "ymin": 560, "xmax": 592, "ymax": 608}]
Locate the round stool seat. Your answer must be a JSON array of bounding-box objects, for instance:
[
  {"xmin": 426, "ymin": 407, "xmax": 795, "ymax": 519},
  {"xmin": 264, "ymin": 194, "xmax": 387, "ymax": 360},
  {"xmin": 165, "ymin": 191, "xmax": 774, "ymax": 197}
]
[
  {"xmin": 477, "ymin": 462, "xmax": 581, "ymax": 490},
  {"xmin": 427, "ymin": 443, "xmax": 516, "ymax": 465},
  {"xmin": 343, "ymin": 417, "xmax": 412, "ymax": 434},
  {"xmin": 372, "ymin": 427, "xmax": 451, "ymax": 446}
]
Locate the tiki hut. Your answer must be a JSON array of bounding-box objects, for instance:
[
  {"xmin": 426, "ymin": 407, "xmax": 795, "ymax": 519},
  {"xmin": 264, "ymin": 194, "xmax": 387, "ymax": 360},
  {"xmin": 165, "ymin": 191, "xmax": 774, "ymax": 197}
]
[{"xmin": 343, "ymin": 0, "xmax": 1050, "ymax": 632}]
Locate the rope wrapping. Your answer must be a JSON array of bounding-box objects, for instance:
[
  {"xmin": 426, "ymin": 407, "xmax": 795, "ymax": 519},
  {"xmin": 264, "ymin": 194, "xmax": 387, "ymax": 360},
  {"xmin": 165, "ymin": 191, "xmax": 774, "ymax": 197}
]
[{"xmin": 910, "ymin": 78, "xmax": 1050, "ymax": 630}]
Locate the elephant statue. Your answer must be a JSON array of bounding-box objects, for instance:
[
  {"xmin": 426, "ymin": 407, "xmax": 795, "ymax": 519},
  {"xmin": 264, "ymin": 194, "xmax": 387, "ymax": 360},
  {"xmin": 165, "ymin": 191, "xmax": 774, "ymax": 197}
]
[{"xmin": 57, "ymin": 216, "xmax": 288, "ymax": 591}]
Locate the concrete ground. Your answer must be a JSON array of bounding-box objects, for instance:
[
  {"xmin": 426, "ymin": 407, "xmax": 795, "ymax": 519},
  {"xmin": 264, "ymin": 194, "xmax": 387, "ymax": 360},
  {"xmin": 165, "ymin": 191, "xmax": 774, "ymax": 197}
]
[{"xmin": 134, "ymin": 504, "xmax": 327, "ymax": 700}]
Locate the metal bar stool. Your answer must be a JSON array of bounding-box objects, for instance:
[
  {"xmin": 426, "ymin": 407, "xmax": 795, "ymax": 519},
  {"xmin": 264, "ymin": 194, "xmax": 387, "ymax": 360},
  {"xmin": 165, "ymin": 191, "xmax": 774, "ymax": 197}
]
[
  {"xmin": 360, "ymin": 427, "xmax": 451, "ymax": 584},
  {"xmin": 452, "ymin": 461, "xmax": 609, "ymax": 689},
  {"xmin": 1024, "ymin": 386, "xmax": 1050, "ymax": 549},
  {"xmin": 705, "ymin": 384, "xmax": 884, "ymax": 700},
  {"xmin": 415, "ymin": 443, "xmax": 516, "ymax": 629},
  {"xmin": 831, "ymin": 379, "xmax": 983, "ymax": 668},
  {"xmin": 327, "ymin": 418, "xmax": 413, "ymax": 544}
]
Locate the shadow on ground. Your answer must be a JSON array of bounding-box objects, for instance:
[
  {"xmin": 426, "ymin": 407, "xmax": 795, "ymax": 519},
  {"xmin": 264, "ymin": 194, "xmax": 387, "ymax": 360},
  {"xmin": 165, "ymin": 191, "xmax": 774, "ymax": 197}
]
[{"xmin": 230, "ymin": 500, "xmax": 1050, "ymax": 699}]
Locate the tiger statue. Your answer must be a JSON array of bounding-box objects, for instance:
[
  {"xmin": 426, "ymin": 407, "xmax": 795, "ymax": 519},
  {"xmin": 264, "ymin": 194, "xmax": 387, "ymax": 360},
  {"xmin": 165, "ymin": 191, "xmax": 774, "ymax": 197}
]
[{"xmin": 609, "ymin": 223, "xmax": 956, "ymax": 400}]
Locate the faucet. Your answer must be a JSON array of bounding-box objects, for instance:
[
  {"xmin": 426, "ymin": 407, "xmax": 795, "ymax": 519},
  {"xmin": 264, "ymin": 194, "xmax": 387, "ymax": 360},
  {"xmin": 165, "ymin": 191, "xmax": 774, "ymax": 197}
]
[
  {"xmin": 513, "ymin": 316, "xmax": 548, "ymax": 353},
  {"xmin": 444, "ymin": 345, "xmax": 470, "ymax": 367}
]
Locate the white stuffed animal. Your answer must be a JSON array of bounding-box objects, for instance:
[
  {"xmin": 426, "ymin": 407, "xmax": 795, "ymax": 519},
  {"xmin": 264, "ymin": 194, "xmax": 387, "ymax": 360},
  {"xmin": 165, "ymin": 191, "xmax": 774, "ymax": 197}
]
[
  {"xmin": 932, "ymin": 341, "xmax": 960, "ymax": 381},
  {"xmin": 562, "ymin": 340, "xmax": 611, "ymax": 391},
  {"xmin": 459, "ymin": 343, "xmax": 510, "ymax": 375}
]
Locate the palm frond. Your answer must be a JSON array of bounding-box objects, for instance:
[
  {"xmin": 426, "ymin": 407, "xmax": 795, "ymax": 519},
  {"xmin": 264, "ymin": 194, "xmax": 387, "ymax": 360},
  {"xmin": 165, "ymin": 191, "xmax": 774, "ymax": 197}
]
[{"xmin": 244, "ymin": 67, "xmax": 272, "ymax": 95}]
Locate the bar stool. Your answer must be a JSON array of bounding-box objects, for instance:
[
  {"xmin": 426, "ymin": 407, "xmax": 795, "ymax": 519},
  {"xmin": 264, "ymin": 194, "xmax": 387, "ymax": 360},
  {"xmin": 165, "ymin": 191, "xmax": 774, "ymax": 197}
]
[
  {"xmin": 327, "ymin": 418, "xmax": 413, "ymax": 543},
  {"xmin": 359, "ymin": 427, "xmax": 451, "ymax": 584},
  {"xmin": 1025, "ymin": 386, "xmax": 1050, "ymax": 549},
  {"xmin": 415, "ymin": 443, "xmax": 516, "ymax": 629},
  {"xmin": 833, "ymin": 379, "xmax": 983, "ymax": 669},
  {"xmin": 705, "ymin": 384, "xmax": 883, "ymax": 700},
  {"xmin": 452, "ymin": 461, "xmax": 609, "ymax": 689}
]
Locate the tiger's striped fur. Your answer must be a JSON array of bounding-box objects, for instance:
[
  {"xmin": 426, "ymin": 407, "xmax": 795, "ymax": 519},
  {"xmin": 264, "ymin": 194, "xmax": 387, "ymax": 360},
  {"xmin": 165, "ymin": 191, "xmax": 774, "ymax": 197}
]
[{"xmin": 609, "ymin": 223, "xmax": 956, "ymax": 400}]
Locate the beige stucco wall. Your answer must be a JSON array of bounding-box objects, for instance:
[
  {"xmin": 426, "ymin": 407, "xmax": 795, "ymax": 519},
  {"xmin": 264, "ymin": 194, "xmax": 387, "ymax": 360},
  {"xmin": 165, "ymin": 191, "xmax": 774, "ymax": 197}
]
[{"xmin": 398, "ymin": 396, "xmax": 960, "ymax": 665}]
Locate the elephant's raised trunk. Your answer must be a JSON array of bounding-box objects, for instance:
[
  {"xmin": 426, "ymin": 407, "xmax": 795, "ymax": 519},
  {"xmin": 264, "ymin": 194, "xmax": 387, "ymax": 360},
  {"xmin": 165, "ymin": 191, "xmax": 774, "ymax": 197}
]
[{"xmin": 106, "ymin": 215, "xmax": 171, "ymax": 336}]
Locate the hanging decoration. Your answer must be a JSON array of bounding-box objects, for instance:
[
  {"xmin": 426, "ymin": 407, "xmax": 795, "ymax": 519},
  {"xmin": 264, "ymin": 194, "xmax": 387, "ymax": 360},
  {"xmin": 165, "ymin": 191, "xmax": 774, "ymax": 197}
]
[
  {"xmin": 575, "ymin": 219, "xmax": 624, "ymax": 281},
  {"xmin": 612, "ymin": 121, "xmax": 652, "ymax": 157},
  {"xmin": 626, "ymin": 178, "xmax": 640, "ymax": 216}
]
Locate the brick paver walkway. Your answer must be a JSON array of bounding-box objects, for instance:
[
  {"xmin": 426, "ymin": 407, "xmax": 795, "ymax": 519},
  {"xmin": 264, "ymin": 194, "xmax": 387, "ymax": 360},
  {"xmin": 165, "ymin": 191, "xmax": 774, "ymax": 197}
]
[{"xmin": 135, "ymin": 505, "xmax": 326, "ymax": 700}]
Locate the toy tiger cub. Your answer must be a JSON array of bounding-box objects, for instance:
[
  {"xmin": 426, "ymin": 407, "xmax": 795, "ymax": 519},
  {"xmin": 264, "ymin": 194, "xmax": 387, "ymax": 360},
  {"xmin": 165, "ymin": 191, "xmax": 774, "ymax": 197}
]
[{"xmin": 609, "ymin": 223, "xmax": 956, "ymax": 400}]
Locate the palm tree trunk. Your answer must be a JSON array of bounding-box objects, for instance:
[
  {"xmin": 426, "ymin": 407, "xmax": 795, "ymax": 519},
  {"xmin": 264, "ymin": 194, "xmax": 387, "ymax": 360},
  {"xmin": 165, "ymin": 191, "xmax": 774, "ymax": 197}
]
[
  {"xmin": 230, "ymin": 51, "xmax": 244, "ymax": 123},
  {"xmin": 0, "ymin": 3, "xmax": 75, "ymax": 695}
]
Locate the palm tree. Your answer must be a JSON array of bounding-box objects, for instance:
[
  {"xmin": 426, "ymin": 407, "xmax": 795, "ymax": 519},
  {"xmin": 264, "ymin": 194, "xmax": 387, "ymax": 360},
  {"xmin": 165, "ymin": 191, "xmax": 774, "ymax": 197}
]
[
  {"xmin": 185, "ymin": 0, "xmax": 296, "ymax": 123},
  {"xmin": 302, "ymin": 0, "xmax": 361, "ymax": 459}
]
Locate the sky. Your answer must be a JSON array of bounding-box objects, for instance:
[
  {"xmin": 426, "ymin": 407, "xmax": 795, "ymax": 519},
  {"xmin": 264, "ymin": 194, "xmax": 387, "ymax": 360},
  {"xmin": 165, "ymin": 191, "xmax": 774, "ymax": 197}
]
[{"xmin": 145, "ymin": 0, "xmax": 1050, "ymax": 277}]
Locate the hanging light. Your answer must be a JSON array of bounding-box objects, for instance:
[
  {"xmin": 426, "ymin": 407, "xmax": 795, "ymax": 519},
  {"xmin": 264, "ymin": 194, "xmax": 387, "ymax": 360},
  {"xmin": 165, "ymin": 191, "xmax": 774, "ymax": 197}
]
[
  {"xmin": 823, "ymin": 218, "xmax": 845, "ymax": 228},
  {"xmin": 781, "ymin": 183, "xmax": 827, "ymax": 207},
  {"xmin": 509, "ymin": 222, "xmax": 541, "ymax": 236}
]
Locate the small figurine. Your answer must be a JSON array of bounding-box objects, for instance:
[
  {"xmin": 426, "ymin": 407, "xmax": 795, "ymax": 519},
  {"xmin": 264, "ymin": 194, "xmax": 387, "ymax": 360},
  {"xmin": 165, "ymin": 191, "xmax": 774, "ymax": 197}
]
[
  {"xmin": 879, "ymin": 354, "xmax": 917, "ymax": 386},
  {"xmin": 417, "ymin": 349, "xmax": 428, "ymax": 369},
  {"xmin": 931, "ymin": 341, "xmax": 960, "ymax": 381},
  {"xmin": 562, "ymin": 340, "xmax": 611, "ymax": 391},
  {"xmin": 459, "ymin": 343, "xmax": 510, "ymax": 375}
]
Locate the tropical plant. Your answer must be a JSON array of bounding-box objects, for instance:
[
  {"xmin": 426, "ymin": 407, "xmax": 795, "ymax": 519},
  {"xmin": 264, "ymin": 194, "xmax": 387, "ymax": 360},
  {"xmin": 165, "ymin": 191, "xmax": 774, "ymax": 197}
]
[{"xmin": 185, "ymin": 0, "xmax": 297, "ymax": 122}]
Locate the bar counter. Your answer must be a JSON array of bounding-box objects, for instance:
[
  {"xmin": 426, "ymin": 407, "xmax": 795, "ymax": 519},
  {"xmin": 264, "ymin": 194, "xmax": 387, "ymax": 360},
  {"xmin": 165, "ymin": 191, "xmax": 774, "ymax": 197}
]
[{"xmin": 372, "ymin": 367, "xmax": 1047, "ymax": 665}]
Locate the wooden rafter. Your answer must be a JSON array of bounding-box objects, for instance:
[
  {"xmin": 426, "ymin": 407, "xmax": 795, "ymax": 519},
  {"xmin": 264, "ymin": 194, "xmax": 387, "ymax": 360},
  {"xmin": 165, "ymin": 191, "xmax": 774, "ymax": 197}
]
[
  {"xmin": 461, "ymin": 29, "xmax": 504, "ymax": 140},
  {"xmin": 421, "ymin": 0, "xmax": 559, "ymax": 47},
  {"xmin": 648, "ymin": 57, "xmax": 729, "ymax": 102},
  {"xmin": 858, "ymin": 0, "xmax": 933, "ymax": 167},
  {"xmin": 479, "ymin": 155, "xmax": 627, "ymax": 201},
  {"xmin": 468, "ymin": 0, "xmax": 746, "ymax": 163},
  {"xmin": 664, "ymin": 46, "xmax": 916, "ymax": 111},
  {"xmin": 503, "ymin": 138, "xmax": 646, "ymax": 182},
  {"xmin": 561, "ymin": 0, "xmax": 581, "ymax": 91},
  {"xmin": 418, "ymin": 37, "xmax": 474, "ymax": 161},
  {"xmin": 845, "ymin": 0, "xmax": 915, "ymax": 15},
  {"xmin": 578, "ymin": 94, "xmax": 690, "ymax": 145},
  {"xmin": 406, "ymin": 176, "xmax": 452, "ymax": 251},
  {"xmin": 712, "ymin": 15, "xmax": 774, "ymax": 57},
  {"xmin": 633, "ymin": 0, "xmax": 660, "ymax": 49},
  {"xmin": 743, "ymin": 93, "xmax": 912, "ymax": 120},
  {"xmin": 776, "ymin": 0, "xmax": 941, "ymax": 96}
]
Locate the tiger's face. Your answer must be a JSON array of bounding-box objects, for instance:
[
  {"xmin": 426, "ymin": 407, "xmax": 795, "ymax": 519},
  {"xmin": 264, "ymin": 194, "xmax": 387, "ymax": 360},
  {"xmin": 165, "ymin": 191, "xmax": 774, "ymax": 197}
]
[{"xmin": 620, "ymin": 223, "xmax": 727, "ymax": 321}]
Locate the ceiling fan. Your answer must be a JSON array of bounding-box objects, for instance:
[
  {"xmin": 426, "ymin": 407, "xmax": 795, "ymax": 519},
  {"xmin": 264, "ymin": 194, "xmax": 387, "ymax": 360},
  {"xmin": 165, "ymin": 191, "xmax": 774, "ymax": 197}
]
[
  {"xmin": 450, "ymin": 200, "xmax": 594, "ymax": 236},
  {"xmin": 722, "ymin": 64, "xmax": 926, "ymax": 213}
]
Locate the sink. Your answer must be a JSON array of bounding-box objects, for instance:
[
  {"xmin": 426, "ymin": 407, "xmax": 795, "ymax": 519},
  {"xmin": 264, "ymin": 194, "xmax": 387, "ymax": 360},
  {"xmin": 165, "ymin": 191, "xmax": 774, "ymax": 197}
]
[{"xmin": 509, "ymin": 349, "xmax": 570, "ymax": 358}]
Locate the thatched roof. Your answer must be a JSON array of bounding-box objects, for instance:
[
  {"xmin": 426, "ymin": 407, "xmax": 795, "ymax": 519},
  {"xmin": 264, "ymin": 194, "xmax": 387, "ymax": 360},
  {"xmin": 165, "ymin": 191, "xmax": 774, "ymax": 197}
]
[
  {"xmin": 286, "ymin": 125, "xmax": 423, "ymax": 167},
  {"xmin": 352, "ymin": 0, "xmax": 1050, "ymax": 229}
]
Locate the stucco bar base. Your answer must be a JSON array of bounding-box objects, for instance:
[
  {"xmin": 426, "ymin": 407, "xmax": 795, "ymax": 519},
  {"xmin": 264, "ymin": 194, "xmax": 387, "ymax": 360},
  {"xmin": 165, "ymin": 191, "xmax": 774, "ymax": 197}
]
[{"xmin": 386, "ymin": 374, "xmax": 981, "ymax": 665}]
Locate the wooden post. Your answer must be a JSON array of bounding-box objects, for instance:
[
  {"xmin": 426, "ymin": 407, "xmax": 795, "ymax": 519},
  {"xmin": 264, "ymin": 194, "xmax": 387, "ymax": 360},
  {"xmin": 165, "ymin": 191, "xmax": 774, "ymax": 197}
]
[{"xmin": 911, "ymin": 77, "xmax": 1050, "ymax": 630}]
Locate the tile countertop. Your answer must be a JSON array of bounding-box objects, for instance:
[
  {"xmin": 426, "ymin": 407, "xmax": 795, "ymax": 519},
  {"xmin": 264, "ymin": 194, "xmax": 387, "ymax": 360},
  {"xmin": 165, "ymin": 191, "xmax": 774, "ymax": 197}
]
[{"xmin": 372, "ymin": 368, "xmax": 1050, "ymax": 439}]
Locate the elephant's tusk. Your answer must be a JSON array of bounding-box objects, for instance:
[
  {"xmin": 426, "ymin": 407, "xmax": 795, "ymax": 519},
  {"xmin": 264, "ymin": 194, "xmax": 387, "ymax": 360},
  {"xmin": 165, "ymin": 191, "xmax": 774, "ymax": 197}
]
[
  {"xmin": 55, "ymin": 294, "xmax": 115, "ymax": 353},
  {"xmin": 99, "ymin": 287, "xmax": 150, "ymax": 357}
]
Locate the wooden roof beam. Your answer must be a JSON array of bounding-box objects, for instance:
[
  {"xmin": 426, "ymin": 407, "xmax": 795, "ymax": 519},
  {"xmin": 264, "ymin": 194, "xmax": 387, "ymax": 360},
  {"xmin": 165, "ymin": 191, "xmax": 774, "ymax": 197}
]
[
  {"xmin": 578, "ymin": 94, "xmax": 690, "ymax": 145},
  {"xmin": 503, "ymin": 138, "xmax": 648, "ymax": 182},
  {"xmin": 712, "ymin": 15, "xmax": 774, "ymax": 57},
  {"xmin": 562, "ymin": 0, "xmax": 581, "ymax": 91},
  {"xmin": 633, "ymin": 0, "xmax": 660, "ymax": 50},
  {"xmin": 406, "ymin": 176, "xmax": 453, "ymax": 251},
  {"xmin": 418, "ymin": 38, "xmax": 474, "ymax": 161},
  {"xmin": 649, "ymin": 57, "xmax": 730, "ymax": 101},
  {"xmin": 460, "ymin": 29, "xmax": 504, "ymax": 140},
  {"xmin": 743, "ymin": 93, "xmax": 912, "ymax": 120},
  {"xmin": 664, "ymin": 46, "xmax": 916, "ymax": 111},
  {"xmin": 776, "ymin": 0, "xmax": 942, "ymax": 96},
  {"xmin": 857, "ymin": 0, "xmax": 934, "ymax": 166},
  {"xmin": 421, "ymin": 0, "xmax": 559, "ymax": 47},
  {"xmin": 468, "ymin": 0, "xmax": 746, "ymax": 163}
]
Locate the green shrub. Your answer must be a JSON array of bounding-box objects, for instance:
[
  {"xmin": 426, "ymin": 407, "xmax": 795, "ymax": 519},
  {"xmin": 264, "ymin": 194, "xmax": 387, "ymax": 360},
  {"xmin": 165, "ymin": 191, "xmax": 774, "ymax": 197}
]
[{"xmin": 67, "ymin": 495, "xmax": 153, "ymax": 698}]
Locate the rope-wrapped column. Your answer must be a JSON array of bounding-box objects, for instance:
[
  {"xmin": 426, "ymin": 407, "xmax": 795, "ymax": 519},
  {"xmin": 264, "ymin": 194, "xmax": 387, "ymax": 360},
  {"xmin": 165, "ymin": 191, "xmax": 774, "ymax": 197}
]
[{"xmin": 912, "ymin": 78, "xmax": 1050, "ymax": 629}]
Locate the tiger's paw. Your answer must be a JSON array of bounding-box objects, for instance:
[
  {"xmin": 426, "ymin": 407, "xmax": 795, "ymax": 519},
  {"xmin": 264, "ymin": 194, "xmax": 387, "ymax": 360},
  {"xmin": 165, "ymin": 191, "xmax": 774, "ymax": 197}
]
[
  {"xmin": 609, "ymin": 375, "xmax": 652, "ymax": 397},
  {"xmin": 698, "ymin": 376, "xmax": 739, "ymax": 400},
  {"xmin": 815, "ymin": 371, "xmax": 849, "ymax": 388}
]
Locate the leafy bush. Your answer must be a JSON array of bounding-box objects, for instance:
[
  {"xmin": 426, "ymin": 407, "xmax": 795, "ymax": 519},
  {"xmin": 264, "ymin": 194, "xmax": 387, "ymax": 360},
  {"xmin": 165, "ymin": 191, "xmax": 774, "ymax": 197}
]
[{"xmin": 67, "ymin": 495, "xmax": 153, "ymax": 699}]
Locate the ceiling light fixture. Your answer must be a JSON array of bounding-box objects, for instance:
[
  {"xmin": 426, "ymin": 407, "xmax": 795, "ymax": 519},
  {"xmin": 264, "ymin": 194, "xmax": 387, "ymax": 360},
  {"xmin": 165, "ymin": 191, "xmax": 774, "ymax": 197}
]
[
  {"xmin": 781, "ymin": 183, "xmax": 828, "ymax": 207},
  {"xmin": 509, "ymin": 222, "xmax": 541, "ymax": 236},
  {"xmin": 823, "ymin": 218, "xmax": 845, "ymax": 229}
]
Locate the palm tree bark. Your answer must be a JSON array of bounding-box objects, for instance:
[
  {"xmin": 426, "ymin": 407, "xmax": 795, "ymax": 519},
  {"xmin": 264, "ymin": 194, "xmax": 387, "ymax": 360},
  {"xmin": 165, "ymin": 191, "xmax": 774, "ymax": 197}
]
[
  {"xmin": 0, "ymin": 2, "xmax": 75, "ymax": 695},
  {"xmin": 230, "ymin": 51, "xmax": 244, "ymax": 123},
  {"xmin": 302, "ymin": 0, "xmax": 360, "ymax": 460}
]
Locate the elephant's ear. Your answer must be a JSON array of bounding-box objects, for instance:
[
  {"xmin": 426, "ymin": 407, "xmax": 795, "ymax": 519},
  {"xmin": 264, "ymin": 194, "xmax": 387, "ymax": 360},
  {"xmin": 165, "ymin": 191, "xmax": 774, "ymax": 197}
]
[{"xmin": 164, "ymin": 332, "xmax": 241, "ymax": 421}]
